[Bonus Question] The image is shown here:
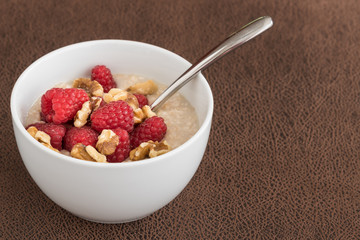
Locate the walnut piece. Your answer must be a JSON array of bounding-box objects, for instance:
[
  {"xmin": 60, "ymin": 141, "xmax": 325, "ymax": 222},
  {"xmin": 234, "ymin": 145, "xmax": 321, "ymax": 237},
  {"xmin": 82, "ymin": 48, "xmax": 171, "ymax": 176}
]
[
  {"xmin": 133, "ymin": 108, "xmax": 146, "ymax": 124},
  {"xmin": 73, "ymin": 78, "xmax": 104, "ymax": 97},
  {"xmin": 74, "ymin": 101, "xmax": 92, "ymax": 128},
  {"xmin": 26, "ymin": 126, "xmax": 38, "ymax": 138},
  {"xmin": 90, "ymin": 97, "xmax": 102, "ymax": 112},
  {"xmin": 103, "ymin": 88, "xmax": 140, "ymax": 111},
  {"xmin": 129, "ymin": 140, "xmax": 171, "ymax": 161},
  {"xmin": 96, "ymin": 130, "xmax": 120, "ymax": 155},
  {"xmin": 103, "ymin": 88, "xmax": 128, "ymax": 103},
  {"xmin": 73, "ymin": 97, "xmax": 103, "ymax": 128},
  {"xmin": 125, "ymin": 93, "xmax": 139, "ymax": 110},
  {"xmin": 149, "ymin": 141, "xmax": 171, "ymax": 158},
  {"xmin": 70, "ymin": 143, "xmax": 95, "ymax": 161},
  {"xmin": 129, "ymin": 142, "xmax": 153, "ymax": 161},
  {"xmin": 27, "ymin": 126, "xmax": 59, "ymax": 152},
  {"xmin": 133, "ymin": 105, "xmax": 157, "ymax": 124},
  {"xmin": 142, "ymin": 105, "xmax": 156, "ymax": 118},
  {"xmin": 85, "ymin": 146, "xmax": 107, "ymax": 163},
  {"xmin": 127, "ymin": 80, "xmax": 158, "ymax": 95}
]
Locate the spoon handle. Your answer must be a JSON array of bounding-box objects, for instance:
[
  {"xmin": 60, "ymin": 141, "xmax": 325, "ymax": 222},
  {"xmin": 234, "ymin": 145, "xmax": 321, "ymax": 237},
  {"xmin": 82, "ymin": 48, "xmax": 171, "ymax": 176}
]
[{"xmin": 150, "ymin": 16, "xmax": 273, "ymax": 112}]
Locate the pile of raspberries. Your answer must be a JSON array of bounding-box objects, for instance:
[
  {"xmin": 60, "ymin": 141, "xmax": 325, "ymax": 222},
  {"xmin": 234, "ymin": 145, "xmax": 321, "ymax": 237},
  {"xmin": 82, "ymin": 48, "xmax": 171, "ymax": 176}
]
[{"xmin": 26, "ymin": 65, "xmax": 167, "ymax": 162}]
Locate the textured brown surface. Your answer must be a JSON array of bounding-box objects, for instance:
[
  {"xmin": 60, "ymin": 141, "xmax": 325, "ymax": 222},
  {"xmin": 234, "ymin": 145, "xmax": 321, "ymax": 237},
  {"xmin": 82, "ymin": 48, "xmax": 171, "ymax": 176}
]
[{"xmin": 1, "ymin": 0, "xmax": 360, "ymax": 239}]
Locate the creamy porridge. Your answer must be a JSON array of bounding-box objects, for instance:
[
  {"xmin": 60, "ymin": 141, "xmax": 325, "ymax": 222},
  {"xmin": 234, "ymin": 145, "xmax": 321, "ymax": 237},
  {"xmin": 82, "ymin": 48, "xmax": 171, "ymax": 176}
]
[{"xmin": 25, "ymin": 73, "xmax": 199, "ymax": 162}]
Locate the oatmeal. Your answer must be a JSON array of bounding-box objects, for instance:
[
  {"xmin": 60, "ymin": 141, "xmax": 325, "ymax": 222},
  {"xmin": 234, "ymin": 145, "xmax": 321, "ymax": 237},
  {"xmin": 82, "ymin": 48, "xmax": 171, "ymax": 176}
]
[{"xmin": 25, "ymin": 70, "xmax": 199, "ymax": 162}]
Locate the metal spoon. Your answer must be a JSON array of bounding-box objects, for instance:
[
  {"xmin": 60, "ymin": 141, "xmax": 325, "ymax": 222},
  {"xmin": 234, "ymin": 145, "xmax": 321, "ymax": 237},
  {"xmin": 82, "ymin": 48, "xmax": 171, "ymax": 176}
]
[{"xmin": 150, "ymin": 16, "xmax": 273, "ymax": 112}]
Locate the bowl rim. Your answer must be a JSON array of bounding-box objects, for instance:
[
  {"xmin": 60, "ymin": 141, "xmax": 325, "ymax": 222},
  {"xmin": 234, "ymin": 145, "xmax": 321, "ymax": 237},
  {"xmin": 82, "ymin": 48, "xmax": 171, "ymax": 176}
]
[{"xmin": 11, "ymin": 39, "xmax": 214, "ymax": 168}]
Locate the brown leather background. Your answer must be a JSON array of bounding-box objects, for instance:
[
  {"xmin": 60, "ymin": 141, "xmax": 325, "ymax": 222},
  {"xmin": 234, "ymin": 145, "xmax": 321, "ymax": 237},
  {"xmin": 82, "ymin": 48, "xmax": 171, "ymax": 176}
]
[{"xmin": 1, "ymin": 0, "xmax": 360, "ymax": 239}]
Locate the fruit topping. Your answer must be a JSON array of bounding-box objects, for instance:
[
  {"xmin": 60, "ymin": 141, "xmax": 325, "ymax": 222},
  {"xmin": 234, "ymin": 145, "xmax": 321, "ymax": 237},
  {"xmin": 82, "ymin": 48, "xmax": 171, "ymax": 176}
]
[{"xmin": 41, "ymin": 88, "xmax": 89, "ymax": 124}]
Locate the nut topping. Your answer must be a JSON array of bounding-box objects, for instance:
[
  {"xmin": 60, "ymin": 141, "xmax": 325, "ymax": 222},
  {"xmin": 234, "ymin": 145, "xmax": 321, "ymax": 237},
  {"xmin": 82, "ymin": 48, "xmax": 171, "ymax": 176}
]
[
  {"xmin": 103, "ymin": 88, "xmax": 128, "ymax": 103},
  {"xmin": 142, "ymin": 105, "xmax": 156, "ymax": 118},
  {"xmin": 129, "ymin": 140, "xmax": 170, "ymax": 161},
  {"xmin": 125, "ymin": 93, "xmax": 139, "ymax": 110},
  {"xmin": 127, "ymin": 80, "xmax": 158, "ymax": 95},
  {"xmin": 96, "ymin": 130, "xmax": 120, "ymax": 155},
  {"xmin": 133, "ymin": 105, "xmax": 157, "ymax": 124},
  {"xmin": 73, "ymin": 78, "xmax": 104, "ymax": 97},
  {"xmin": 149, "ymin": 141, "xmax": 171, "ymax": 158},
  {"xmin": 90, "ymin": 97, "xmax": 102, "ymax": 112},
  {"xmin": 133, "ymin": 108, "xmax": 146, "ymax": 124},
  {"xmin": 26, "ymin": 126, "xmax": 38, "ymax": 138},
  {"xmin": 74, "ymin": 97, "xmax": 103, "ymax": 128},
  {"xmin": 27, "ymin": 126, "xmax": 59, "ymax": 152},
  {"xmin": 85, "ymin": 146, "xmax": 107, "ymax": 163},
  {"xmin": 70, "ymin": 143, "xmax": 94, "ymax": 161},
  {"xmin": 74, "ymin": 101, "xmax": 92, "ymax": 128},
  {"xmin": 103, "ymin": 88, "xmax": 140, "ymax": 110}
]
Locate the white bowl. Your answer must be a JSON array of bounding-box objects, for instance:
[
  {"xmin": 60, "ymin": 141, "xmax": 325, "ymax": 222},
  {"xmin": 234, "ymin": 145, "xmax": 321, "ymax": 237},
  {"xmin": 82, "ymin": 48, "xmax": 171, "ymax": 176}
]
[{"xmin": 10, "ymin": 40, "xmax": 213, "ymax": 223}]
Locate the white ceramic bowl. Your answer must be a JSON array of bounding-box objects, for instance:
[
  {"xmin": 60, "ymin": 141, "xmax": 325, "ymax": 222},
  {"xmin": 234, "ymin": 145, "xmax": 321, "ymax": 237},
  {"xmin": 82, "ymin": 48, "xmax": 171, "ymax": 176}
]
[{"xmin": 11, "ymin": 40, "xmax": 213, "ymax": 223}]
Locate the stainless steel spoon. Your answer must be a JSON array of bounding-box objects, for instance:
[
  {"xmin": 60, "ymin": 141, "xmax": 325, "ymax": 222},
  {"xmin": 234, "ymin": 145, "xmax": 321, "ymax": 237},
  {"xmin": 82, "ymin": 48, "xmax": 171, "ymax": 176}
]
[{"xmin": 150, "ymin": 16, "xmax": 273, "ymax": 112}]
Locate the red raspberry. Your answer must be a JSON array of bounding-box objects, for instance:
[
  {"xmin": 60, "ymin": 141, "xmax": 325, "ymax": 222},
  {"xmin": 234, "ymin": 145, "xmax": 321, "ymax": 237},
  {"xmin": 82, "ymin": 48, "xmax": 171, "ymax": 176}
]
[
  {"xmin": 107, "ymin": 128, "xmax": 131, "ymax": 163},
  {"xmin": 130, "ymin": 116, "xmax": 167, "ymax": 148},
  {"xmin": 91, "ymin": 65, "xmax": 117, "ymax": 93},
  {"xmin": 90, "ymin": 100, "xmax": 134, "ymax": 133},
  {"xmin": 26, "ymin": 122, "xmax": 66, "ymax": 150},
  {"xmin": 41, "ymin": 88, "xmax": 89, "ymax": 124},
  {"xmin": 133, "ymin": 94, "xmax": 149, "ymax": 108},
  {"xmin": 63, "ymin": 126, "xmax": 99, "ymax": 151}
]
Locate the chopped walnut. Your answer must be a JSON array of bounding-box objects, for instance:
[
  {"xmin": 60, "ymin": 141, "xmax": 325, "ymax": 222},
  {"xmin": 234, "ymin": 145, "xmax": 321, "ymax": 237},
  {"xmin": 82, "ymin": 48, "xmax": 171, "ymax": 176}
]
[
  {"xmin": 129, "ymin": 140, "xmax": 171, "ymax": 161},
  {"xmin": 27, "ymin": 126, "xmax": 59, "ymax": 152},
  {"xmin": 142, "ymin": 105, "xmax": 156, "ymax": 118},
  {"xmin": 26, "ymin": 126, "xmax": 38, "ymax": 138},
  {"xmin": 129, "ymin": 142, "xmax": 153, "ymax": 161},
  {"xmin": 74, "ymin": 97, "xmax": 102, "ymax": 128},
  {"xmin": 133, "ymin": 108, "xmax": 146, "ymax": 124},
  {"xmin": 70, "ymin": 143, "xmax": 95, "ymax": 161},
  {"xmin": 90, "ymin": 97, "xmax": 102, "ymax": 112},
  {"xmin": 74, "ymin": 101, "xmax": 92, "ymax": 128},
  {"xmin": 103, "ymin": 88, "xmax": 140, "ymax": 111},
  {"xmin": 127, "ymin": 80, "xmax": 158, "ymax": 95},
  {"xmin": 149, "ymin": 141, "xmax": 171, "ymax": 158},
  {"xmin": 103, "ymin": 88, "xmax": 128, "ymax": 103},
  {"xmin": 85, "ymin": 146, "xmax": 107, "ymax": 163},
  {"xmin": 96, "ymin": 130, "xmax": 120, "ymax": 155},
  {"xmin": 125, "ymin": 93, "xmax": 139, "ymax": 110},
  {"xmin": 133, "ymin": 105, "xmax": 157, "ymax": 124},
  {"xmin": 73, "ymin": 78, "xmax": 104, "ymax": 97}
]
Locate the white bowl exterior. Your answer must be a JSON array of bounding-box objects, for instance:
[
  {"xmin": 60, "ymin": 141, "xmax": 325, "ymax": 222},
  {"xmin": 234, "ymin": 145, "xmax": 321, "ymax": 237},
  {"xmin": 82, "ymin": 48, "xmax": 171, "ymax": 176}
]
[{"xmin": 11, "ymin": 40, "xmax": 213, "ymax": 223}]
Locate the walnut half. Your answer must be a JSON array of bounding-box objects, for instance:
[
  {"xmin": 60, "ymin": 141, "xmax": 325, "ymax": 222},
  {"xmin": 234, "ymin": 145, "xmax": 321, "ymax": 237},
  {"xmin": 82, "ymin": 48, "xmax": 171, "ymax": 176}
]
[{"xmin": 129, "ymin": 140, "xmax": 171, "ymax": 161}]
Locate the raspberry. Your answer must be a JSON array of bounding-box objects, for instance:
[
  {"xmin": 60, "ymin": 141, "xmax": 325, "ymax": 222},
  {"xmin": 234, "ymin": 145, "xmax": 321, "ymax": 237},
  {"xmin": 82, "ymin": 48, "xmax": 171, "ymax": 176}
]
[
  {"xmin": 63, "ymin": 126, "xmax": 99, "ymax": 151},
  {"xmin": 130, "ymin": 116, "xmax": 167, "ymax": 148},
  {"xmin": 26, "ymin": 122, "xmax": 66, "ymax": 150},
  {"xmin": 90, "ymin": 100, "xmax": 134, "ymax": 133},
  {"xmin": 133, "ymin": 94, "xmax": 149, "ymax": 108},
  {"xmin": 41, "ymin": 88, "xmax": 89, "ymax": 124},
  {"xmin": 107, "ymin": 128, "xmax": 131, "ymax": 163},
  {"xmin": 91, "ymin": 65, "xmax": 117, "ymax": 93}
]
